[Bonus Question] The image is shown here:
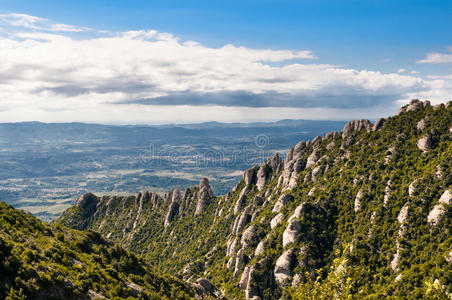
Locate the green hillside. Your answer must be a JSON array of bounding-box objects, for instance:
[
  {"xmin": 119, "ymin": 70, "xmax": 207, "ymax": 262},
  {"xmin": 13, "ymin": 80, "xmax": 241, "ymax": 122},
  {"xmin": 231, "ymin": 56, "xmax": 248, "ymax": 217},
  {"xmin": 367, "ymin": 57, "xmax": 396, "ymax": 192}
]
[
  {"xmin": 58, "ymin": 100, "xmax": 452, "ymax": 299},
  {"xmin": 0, "ymin": 202, "xmax": 207, "ymax": 300}
]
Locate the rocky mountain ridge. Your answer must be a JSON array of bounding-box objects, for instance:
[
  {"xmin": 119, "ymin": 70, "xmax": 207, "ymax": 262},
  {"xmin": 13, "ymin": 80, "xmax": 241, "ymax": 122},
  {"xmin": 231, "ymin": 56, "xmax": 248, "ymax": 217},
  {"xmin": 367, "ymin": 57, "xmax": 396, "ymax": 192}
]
[{"xmin": 58, "ymin": 99, "xmax": 452, "ymax": 299}]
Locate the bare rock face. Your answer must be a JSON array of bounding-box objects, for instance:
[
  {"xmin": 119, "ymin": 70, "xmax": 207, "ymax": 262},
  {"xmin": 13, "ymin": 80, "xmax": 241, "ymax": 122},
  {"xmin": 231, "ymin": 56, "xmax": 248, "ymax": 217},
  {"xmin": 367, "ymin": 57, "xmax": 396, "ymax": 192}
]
[
  {"xmin": 272, "ymin": 194, "xmax": 294, "ymax": 213},
  {"xmin": 256, "ymin": 164, "xmax": 271, "ymax": 191},
  {"xmin": 398, "ymin": 99, "xmax": 428, "ymax": 114},
  {"xmin": 428, "ymin": 190, "xmax": 451, "ymax": 226},
  {"xmin": 241, "ymin": 225, "xmax": 257, "ymax": 249},
  {"xmin": 234, "ymin": 188, "xmax": 248, "ymax": 215},
  {"xmin": 372, "ymin": 118, "xmax": 386, "ymax": 131},
  {"xmin": 288, "ymin": 203, "xmax": 306, "ymax": 223},
  {"xmin": 234, "ymin": 249, "xmax": 248, "ymax": 279},
  {"xmin": 239, "ymin": 266, "xmax": 250, "ymax": 290},
  {"xmin": 267, "ymin": 153, "xmax": 283, "ymax": 174},
  {"xmin": 417, "ymin": 119, "xmax": 426, "ymax": 131},
  {"xmin": 305, "ymin": 150, "xmax": 319, "ymax": 169},
  {"xmin": 341, "ymin": 119, "xmax": 372, "ymax": 148},
  {"xmin": 234, "ymin": 205, "xmax": 253, "ymax": 234},
  {"xmin": 311, "ymin": 165, "xmax": 322, "ymax": 182},
  {"xmin": 282, "ymin": 219, "xmax": 302, "ymax": 248},
  {"xmin": 244, "ymin": 167, "xmax": 257, "ymax": 185},
  {"xmin": 270, "ymin": 213, "xmax": 284, "ymax": 229},
  {"xmin": 384, "ymin": 181, "xmax": 392, "ymax": 208},
  {"xmin": 279, "ymin": 142, "xmax": 307, "ymax": 189},
  {"xmin": 195, "ymin": 178, "xmax": 214, "ymax": 215},
  {"xmin": 76, "ymin": 193, "xmax": 98, "ymax": 215},
  {"xmin": 164, "ymin": 201, "xmax": 180, "ymax": 228},
  {"xmin": 226, "ymin": 237, "xmax": 238, "ymax": 257},
  {"xmin": 354, "ymin": 189, "xmax": 363, "ymax": 213},
  {"xmin": 274, "ymin": 248, "xmax": 294, "ymax": 287},
  {"xmin": 255, "ymin": 238, "xmax": 268, "ymax": 256},
  {"xmin": 417, "ymin": 134, "xmax": 432, "ymax": 152}
]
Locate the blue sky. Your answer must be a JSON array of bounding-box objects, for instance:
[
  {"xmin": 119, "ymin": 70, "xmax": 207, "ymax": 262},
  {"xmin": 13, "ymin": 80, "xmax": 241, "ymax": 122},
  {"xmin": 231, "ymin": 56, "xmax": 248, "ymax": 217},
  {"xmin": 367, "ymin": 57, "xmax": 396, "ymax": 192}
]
[{"xmin": 0, "ymin": 0, "xmax": 451, "ymax": 123}]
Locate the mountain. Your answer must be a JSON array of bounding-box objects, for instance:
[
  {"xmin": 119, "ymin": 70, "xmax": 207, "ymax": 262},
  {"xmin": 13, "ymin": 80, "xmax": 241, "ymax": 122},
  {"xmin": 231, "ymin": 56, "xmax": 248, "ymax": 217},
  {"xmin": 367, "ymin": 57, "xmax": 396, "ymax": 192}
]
[
  {"xmin": 56, "ymin": 99, "xmax": 451, "ymax": 299},
  {"xmin": 0, "ymin": 201, "xmax": 215, "ymax": 299}
]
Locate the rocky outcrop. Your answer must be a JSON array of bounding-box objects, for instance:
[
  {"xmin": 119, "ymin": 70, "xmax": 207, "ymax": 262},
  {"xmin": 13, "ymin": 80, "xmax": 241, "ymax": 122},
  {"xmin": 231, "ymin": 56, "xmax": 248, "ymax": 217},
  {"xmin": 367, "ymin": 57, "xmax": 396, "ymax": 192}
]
[
  {"xmin": 164, "ymin": 200, "xmax": 179, "ymax": 228},
  {"xmin": 274, "ymin": 248, "xmax": 294, "ymax": 286},
  {"xmin": 428, "ymin": 190, "xmax": 451, "ymax": 226},
  {"xmin": 417, "ymin": 119, "xmax": 426, "ymax": 131},
  {"xmin": 391, "ymin": 204, "xmax": 409, "ymax": 272},
  {"xmin": 255, "ymin": 238, "xmax": 268, "ymax": 256},
  {"xmin": 398, "ymin": 99, "xmax": 430, "ymax": 115},
  {"xmin": 256, "ymin": 164, "xmax": 271, "ymax": 191},
  {"xmin": 196, "ymin": 278, "xmax": 216, "ymax": 295},
  {"xmin": 195, "ymin": 178, "xmax": 214, "ymax": 215},
  {"xmin": 354, "ymin": 189, "xmax": 363, "ymax": 213},
  {"xmin": 226, "ymin": 237, "xmax": 238, "ymax": 257},
  {"xmin": 288, "ymin": 203, "xmax": 306, "ymax": 223},
  {"xmin": 341, "ymin": 119, "xmax": 372, "ymax": 148},
  {"xmin": 282, "ymin": 219, "xmax": 302, "ymax": 247},
  {"xmin": 241, "ymin": 225, "xmax": 257, "ymax": 249},
  {"xmin": 417, "ymin": 134, "xmax": 432, "ymax": 152},
  {"xmin": 76, "ymin": 193, "xmax": 98, "ymax": 215},
  {"xmin": 272, "ymin": 194, "xmax": 294, "ymax": 213},
  {"xmin": 233, "ymin": 205, "xmax": 253, "ymax": 234},
  {"xmin": 305, "ymin": 150, "xmax": 319, "ymax": 169},
  {"xmin": 270, "ymin": 213, "xmax": 284, "ymax": 229},
  {"xmin": 311, "ymin": 165, "xmax": 322, "ymax": 182},
  {"xmin": 234, "ymin": 249, "xmax": 248, "ymax": 278},
  {"xmin": 234, "ymin": 189, "xmax": 247, "ymax": 215},
  {"xmin": 244, "ymin": 168, "xmax": 257, "ymax": 185},
  {"xmin": 279, "ymin": 142, "xmax": 307, "ymax": 189},
  {"xmin": 383, "ymin": 181, "xmax": 392, "ymax": 208},
  {"xmin": 372, "ymin": 118, "xmax": 385, "ymax": 131}
]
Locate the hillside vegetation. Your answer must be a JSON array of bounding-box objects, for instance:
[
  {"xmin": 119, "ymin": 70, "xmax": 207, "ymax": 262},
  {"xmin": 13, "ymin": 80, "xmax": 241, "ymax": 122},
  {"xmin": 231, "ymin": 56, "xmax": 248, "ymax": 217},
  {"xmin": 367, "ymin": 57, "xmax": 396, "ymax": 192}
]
[
  {"xmin": 54, "ymin": 99, "xmax": 451, "ymax": 299},
  {"xmin": 0, "ymin": 202, "xmax": 206, "ymax": 299}
]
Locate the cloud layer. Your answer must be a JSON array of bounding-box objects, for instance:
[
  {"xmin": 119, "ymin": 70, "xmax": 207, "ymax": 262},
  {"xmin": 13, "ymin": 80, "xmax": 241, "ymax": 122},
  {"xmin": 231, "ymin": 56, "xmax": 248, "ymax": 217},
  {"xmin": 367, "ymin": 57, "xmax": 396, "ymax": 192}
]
[{"xmin": 0, "ymin": 13, "xmax": 450, "ymax": 123}]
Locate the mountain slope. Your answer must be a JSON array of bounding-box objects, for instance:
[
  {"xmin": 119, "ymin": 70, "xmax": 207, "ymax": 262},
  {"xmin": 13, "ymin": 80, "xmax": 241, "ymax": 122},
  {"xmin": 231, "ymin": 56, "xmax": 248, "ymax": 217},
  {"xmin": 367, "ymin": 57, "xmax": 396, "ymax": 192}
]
[
  {"xmin": 0, "ymin": 202, "xmax": 208, "ymax": 300},
  {"xmin": 58, "ymin": 100, "xmax": 452, "ymax": 299}
]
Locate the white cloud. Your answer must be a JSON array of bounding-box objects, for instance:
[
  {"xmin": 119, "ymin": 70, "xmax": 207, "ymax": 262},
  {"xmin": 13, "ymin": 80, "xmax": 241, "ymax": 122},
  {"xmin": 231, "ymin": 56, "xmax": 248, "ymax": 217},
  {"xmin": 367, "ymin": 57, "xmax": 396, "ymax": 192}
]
[
  {"xmin": 397, "ymin": 68, "xmax": 406, "ymax": 73},
  {"xmin": 417, "ymin": 47, "xmax": 452, "ymax": 64},
  {"xmin": 0, "ymin": 13, "xmax": 450, "ymax": 123},
  {"xmin": 0, "ymin": 13, "xmax": 91, "ymax": 33}
]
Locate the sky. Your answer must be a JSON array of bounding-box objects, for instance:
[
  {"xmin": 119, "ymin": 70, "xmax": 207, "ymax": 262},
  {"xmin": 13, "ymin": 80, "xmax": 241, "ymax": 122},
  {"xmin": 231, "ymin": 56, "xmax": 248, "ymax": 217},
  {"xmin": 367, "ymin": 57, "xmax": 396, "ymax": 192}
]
[{"xmin": 0, "ymin": 0, "xmax": 451, "ymax": 124}]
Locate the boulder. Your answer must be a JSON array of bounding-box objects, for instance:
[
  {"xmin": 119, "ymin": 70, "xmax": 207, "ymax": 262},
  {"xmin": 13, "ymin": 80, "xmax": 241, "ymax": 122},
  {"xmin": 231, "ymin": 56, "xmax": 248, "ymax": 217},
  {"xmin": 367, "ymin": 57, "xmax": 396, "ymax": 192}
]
[
  {"xmin": 239, "ymin": 266, "xmax": 250, "ymax": 290},
  {"xmin": 267, "ymin": 153, "xmax": 283, "ymax": 174},
  {"xmin": 282, "ymin": 219, "xmax": 302, "ymax": 247},
  {"xmin": 272, "ymin": 194, "xmax": 294, "ymax": 213},
  {"xmin": 226, "ymin": 237, "xmax": 238, "ymax": 257}
]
